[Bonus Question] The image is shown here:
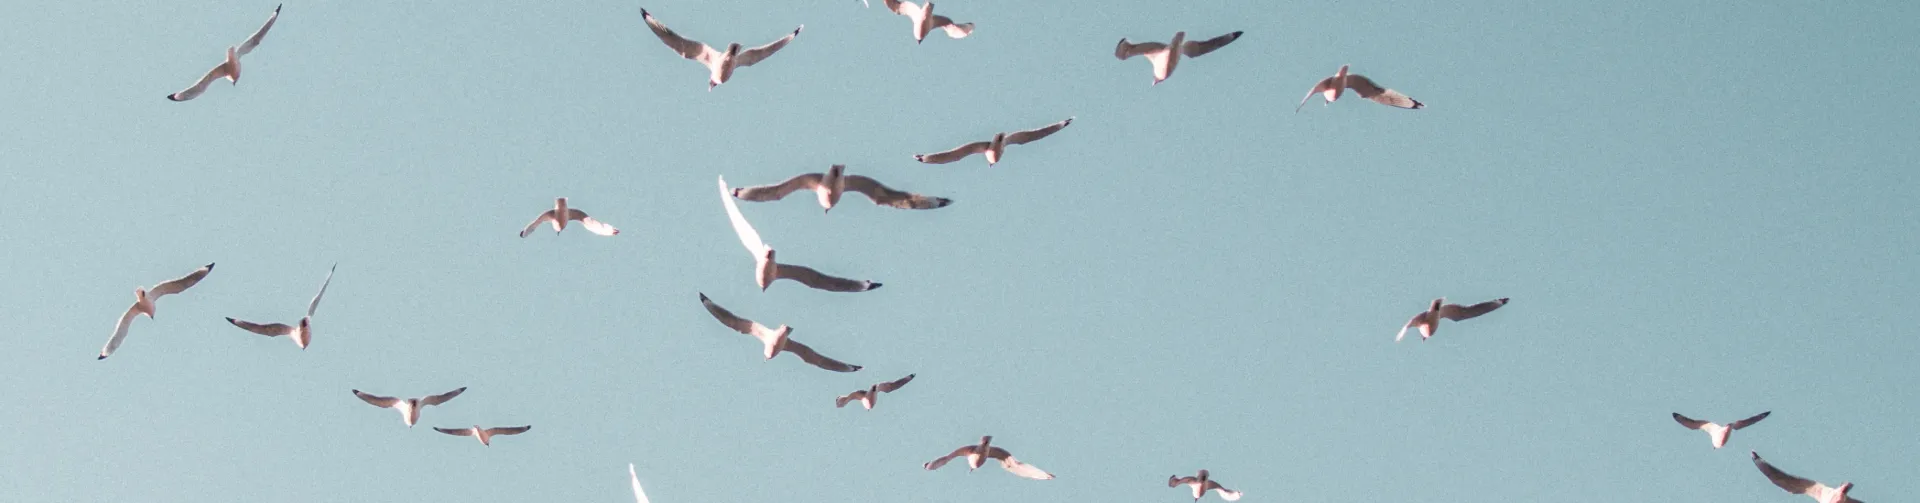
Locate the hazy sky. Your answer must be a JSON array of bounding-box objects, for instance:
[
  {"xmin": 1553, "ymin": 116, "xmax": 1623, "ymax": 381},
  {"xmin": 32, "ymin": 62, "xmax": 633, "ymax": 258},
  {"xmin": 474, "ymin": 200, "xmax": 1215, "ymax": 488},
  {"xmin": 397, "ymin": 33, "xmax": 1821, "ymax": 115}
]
[{"xmin": 4, "ymin": 0, "xmax": 1917, "ymax": 501}]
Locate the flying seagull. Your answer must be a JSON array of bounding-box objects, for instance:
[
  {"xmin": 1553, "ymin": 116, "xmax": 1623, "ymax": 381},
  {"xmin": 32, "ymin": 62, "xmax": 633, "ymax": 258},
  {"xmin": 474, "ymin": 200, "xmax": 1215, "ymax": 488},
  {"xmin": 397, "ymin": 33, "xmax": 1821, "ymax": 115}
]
[
  {"xmin": 352, "ymin": 387, "xmax": 467, "ymax": 427},
  {"xmin": 914, "ymin": 117, "xmax": 1072, "ymax": 166},
  {"xmin": 1751, "ymin": 451, "xmax": 1863, "ymax": 503},
  {"xmin": 641, "ymin": 9, "xmax": 801, "ymax": 91},
  {"xmin": 836, "ymin": 374, "xmax": 916, "ymax": 409},
  {"xmin": 1396, "ymin": 297, "xmax": 1509, "ymax": 342},
  {"xmin": 1114, "ymin": 31, "xmax": 1242, "ymax": 85},
  {"xmin": 880, "ymin": 0, "xmax": 974, "ymax": 44},
  {"xmin": 98, "ymin": 263, "xmax": 216, "ymax": 360},
  {"xmin": 167, "ymin": 4, "xmax": 282, "ymax": 101},
  {"xmin": 718, "ymin": 176, "xmax": 881, "ymax": 292},
  {"xmin": 1169, "ymin": 470, "xmax": 1242, "ymax": 501},
  {"xmin": 225, "ymin": 263, "xmax": 334, "ymax": 350},
  {"xmin": 1672, "ymin": 411, "xmax": 1770, "ymax": 449},
  {"xmin": 699, "ymin": 293, "xmax": 863, "ymax": 372},
  {"xmin": 924, "ymin": 436, "xmax": 1054, "ymax": 480},
  {"xmin": 629, "ymin": 464, "xmax": 652, "ymax": 503},
  {"xmin": 1296, "ymin": 64, "xmax": 1424, "ymax": 112},
  {"xmin": 433, "ymin": 425, "xmax": 531, "ymax": 447},
  {"xmin": 732, "ymin": 164, "xmax": 951, "ymax": 212},
  {"xmin": 520, "ymin": 197, "xmax": 619, "ymax": 238}
]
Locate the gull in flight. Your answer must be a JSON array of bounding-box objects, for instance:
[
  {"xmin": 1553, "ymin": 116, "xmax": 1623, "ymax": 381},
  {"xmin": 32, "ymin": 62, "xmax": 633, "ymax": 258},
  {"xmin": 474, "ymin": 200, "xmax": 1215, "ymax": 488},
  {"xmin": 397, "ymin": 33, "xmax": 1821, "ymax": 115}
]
[
  {"xmin": 641, "ymin": 9, "xmax": 801, "ymax": 91},
  {"xmin": 1751, "ymin": 451, "xmax": 1864, "ymax": 503},
  {"xmin": 629, "ymin": 464, "xmax": 651, "ymax": 503},
  {"xmin": 433, "ymin": 425, "xmax": 531, "ymax": 447},
  {"xmin": 914, "ymin": 117, "xmax": 1072, "ymax": 167},
  {"xmin": 352, "ymin": 387, "xmax": 467, "ymax": 427},
  {"xmin": 836, "ymin": 374, "xmax": 915, "ymax": 409},
  {"xmin": 1114, "ymin": 31, "xmax": 1242, "ymax": 85},
  {"xmin": 1295, "ymin": 65, "xmax": 1424, "ymax": 112},
  {"xmin": 699, "ymin": 293, "xmax": 862, "ymax": 372},
  {"xmin": 1672, "ymin": 411, "xmax": 1770, "ymax": 449},
  {"xmin": 225, "ymin": 263, "xmax": 334, "ymax": 350},
  {"xmin": 880, "ymin": 0, "xmax": 974, "ymax": 44},
  {"xmin": 733, "ymin": 164, "xmax": 951, "ymax": 212},
  {"xmin": 1395, "ymin": 297, "xmax": 1509, "ymax": 342},
  {"xmin": 167, "ymin": 4, "xmax": 282, "ymax": 102},
  {"xmin": 1169, "ymin": 470, "xmax": 1243, "ymax": 502},
  {"xmin": 520, "ymin": 197, "xmax": 619, "ymax": 238},
  {"xmin": 924, "ymin": 436, "xmax": 1054, "ymax": 480},
  {"xmin": 98, "ymin": 263, "xmax": 216, "ymax": 360},
  {"xmin": 718, "ymin": 176, "xmax": 881, "ymax": 292}
]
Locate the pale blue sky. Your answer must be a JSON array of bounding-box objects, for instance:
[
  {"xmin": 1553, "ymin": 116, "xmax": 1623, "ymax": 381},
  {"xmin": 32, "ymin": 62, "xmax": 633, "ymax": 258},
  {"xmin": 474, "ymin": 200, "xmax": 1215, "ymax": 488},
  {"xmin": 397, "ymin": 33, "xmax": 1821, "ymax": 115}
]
[{"xmin": 4, "ymin": 0, "xmax": 1917, "ymax": 501}]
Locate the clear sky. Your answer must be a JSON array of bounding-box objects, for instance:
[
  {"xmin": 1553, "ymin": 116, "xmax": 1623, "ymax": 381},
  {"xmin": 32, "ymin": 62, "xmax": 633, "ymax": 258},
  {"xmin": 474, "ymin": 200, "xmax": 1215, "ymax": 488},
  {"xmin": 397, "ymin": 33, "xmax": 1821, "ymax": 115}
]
[{"xmin": 4, "ymin": 0, "xmax": 1917, "ymax": 501}]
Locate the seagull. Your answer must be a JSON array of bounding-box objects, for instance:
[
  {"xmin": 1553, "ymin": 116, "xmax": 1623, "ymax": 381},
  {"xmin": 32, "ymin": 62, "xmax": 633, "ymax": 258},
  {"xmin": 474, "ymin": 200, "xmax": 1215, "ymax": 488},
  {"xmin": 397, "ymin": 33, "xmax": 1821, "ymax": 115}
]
[
  {"xmin": 836, "ymin": 374, "xmax": 916, "ymax": 409},
  {"xmin": 167, "ymin": 4, "xmax": 282, "ymax": 101},
  {"xmin": 699, "ymin": 293, "xmax": 862, "ymax": 372},
  {"xmin": 629, "ymin": 463, "xmax": 652, "ymax": 503},
  {"xmin": 924, "ymin": 436, "xmax": 1054, "ymax": 480},
  {"xmin": 225, "ymin": 263, "xmax": 334, "ymax": 350},
  {"xmin": 1169, "ymin": 470, "xmax": 1242, "ymax": 502},
  {"xmin": 520, "ymin": 197, "xmax": 619, "ymax": 238},
  {"xmin": 914, "ymin": 117, "xmax": 1072, "ymax": 166},
  {"xmin": 1114, "ymin": 31, "xmax": 1242, "ymax": 85},
  {"xmin": 880, "ymin": 0, "xmax": 974, "ymax": 44},
  {"xmin": 641, "ymin": 9, "xmax": 801, "ymax": 91},
  {"xmin": 733, "ymin": 165, "xmax": 951, "ymax": 212},
  {"xmin": 718, "ymin": 176, "xmax": 881, "ymax": 293},
  {"xmin": 1295, "ymin": 65, "xmax": 1424, "ymax": 112},
  {"xmin": 1395, "ymin": 297, "xmax": 1509, "ymax": 342},
  {"xmin": 98, "ymin": 263, "xmax": 216, "ymax": 360},
  {"xmin": 1673, "ymin": 411, "xmax": 1771, "ymax": 449},
  {"xmin": 433, "ymin": 425, "xmax": 531, "ymax": 447},
  {"xmin": 352, "ymin": 387, "xmax": 467, "ymax": 427},
  {"xmin": 1751, "ymin": 451, "xmax": 1863, "ymax": 503}
]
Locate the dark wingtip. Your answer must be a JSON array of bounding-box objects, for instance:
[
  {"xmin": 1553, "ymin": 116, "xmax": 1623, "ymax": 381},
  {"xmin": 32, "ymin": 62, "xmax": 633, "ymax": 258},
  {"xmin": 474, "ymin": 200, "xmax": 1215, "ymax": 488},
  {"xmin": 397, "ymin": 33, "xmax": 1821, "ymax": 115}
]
[
  {"xmin": 205, "ymin": 262, "xmax": 217, "ymax": 269},
  {"xmin": 97, "ymin": 354, "xmax": 108, "ymax": 360},
  {"xmin": 794, "ymin": 25, "xmax": 805, "ymax": 35},
  {"xmin": 1230, "ymin": 30, "xmax": 1244, "ymax": 38},
  {"xmin": 225, "ymin": 317, "xmax": 237, "ymax": 323},
  {"xmin": 867, "ymin": 282, "xmax": 883, "ymax": 290},
  {"xmin": 848, "ymin": 365, "xmax": 864, "ymax": 372},
  {"xmin": 640, "ymin": 8, "xmax": 650, "ymax": 16},
  {"xmin": 698, "ymin": 292, "xmax": 709, "ymax": 301},
  {"xmin": 933, "ymin": 198, "xmax": 953, "ymax": 208},
  {"xmin": 1410, "ymin": 100, "xmax": 1426, "ymax": 109},
  {"xmin": 1750, "ymin": 450, "xmax": 1760, "ymax": 459},
  {"xmin": 1497, "ymin": 297, "xmax": 1510, "ymax": 303},
  {"xmin": 166, "ymin": 94, "xmax": 184, "ymax": 102},
  {"xmin": 274, "ymin": 4, "xmax": 283, "ymax": 12},
  {"xmin": 913, "ymin": 154, "xmax": 927, "ymax": 163}
]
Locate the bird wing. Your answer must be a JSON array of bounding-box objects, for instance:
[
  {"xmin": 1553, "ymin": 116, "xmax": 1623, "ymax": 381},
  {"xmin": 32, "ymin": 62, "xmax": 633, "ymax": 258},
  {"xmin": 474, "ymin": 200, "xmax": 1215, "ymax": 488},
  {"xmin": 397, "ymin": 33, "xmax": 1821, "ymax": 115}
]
[
  {"xmin": 1395, "ymin": 312, "xmax": 1426, "ymax": 342},
  {"xmin": 420, "ymin": 386, "xmax": 468, "ymax": 406},
  {"xmin": 565, "ymin": 209, "xmax": 620, "ymax": 236},
  {"xmin": 1751, "ymin": 451, "xmax": 1820, "ymax": 495},
  {"xmin": 1206, "ymin": 481, "xmax": 1243, "ymax": 501},
  {"xmin": 235, "ymin": 4, "xmax": 283, "ymax": 56},
  {"xmin": 985, "ymin": 448, "xmax": 1054, "ymax": 480},
  {"xmin": 306, "ymin": 263, "xmax": 336, "ymax": 317},
  {"xmin": 924, "ymin": 445, "xmax": 977, "ymax": 470},
  {"xmin": 352, "ymin": 390, "xmax": 400, "ymax": 408},
  {"xmin": 930, "ymin": 16, "xmax": 973, "ymax": 38},
  {"xmin": 226, "ymin": 317, "xmax": 294, "ymax": 336},
  {"xmin": 98, "ymin": 304, "xmax": 140, "ymax": 359},
  {"xmin": 735, "ymin": 25, "xmax": 803, "ymax": 67},
  {"xmin": 640, "ymin": 10, "xmax": 718, "ymax": 64},
  {"xmin": 1180, "ymin": 31, "xmax": 1243, "ymax": 58},
  {"xmin": 835, "ymin": 390, "xmax": 866, "ymax": 408},
  {"xmin": 483, "ymin": 425, "xmax": 532, "ymax": 436},
  {"xmin": 1114, "ymin": 39, "xmax": 1167, "ymax": 60},
  {"xmin": 718, "ymin": 176, "xmax": 768, "ymax": 254},
  {"xmin": 433, "ymin": 427, "xmax": 475, "ymax": 437},
  {"xmin": 149, "ymin": 263, "xmax": 215, "ymax": 297},
  {"xmin": 519, "ymin": 210, "xmax": 557, "ymax": 238},
  {"xmin": 630, "ymin": 464, "xmax": 651, "ymax": 503},
  {"xmin": 843, "ymin": 175, "xmax": 951, "ymax": 209},
  {"xmin": 1295, "ymin": 76, "xmax": 1338, "ymax": 112},
  {"xmin": 875, "ymin": 373, "xmax": 916, "ymax": 393},
  {"xmin": 914, "ymin": 141, "xmax": 991, "ymax": 164},
  {"xmin": 775, "ymin": 264, "xmax": 878, "ymax": 292},
  {"xmin": 1344, "ymin": 74, "xmax": 1424, "ymax": 109},
  {"xmin": 1169, "ymin": 475, "xmax": 1197, "ymax": 487},
  {"xmin": 1671, "ymin": 412, "xmax": 1711, "ymax": 430},
  {"xmin": 883, "ymin": 0, "xmax": 920, "ymax": 17},
  {"xmin": 1004, "ymin": 117, "xmax": 1073, "ymax": 145},
  {"xmin": 779, "ymin": 339, "xmax": 862, "ymax": 372},
  {"xmin": 698, "ymin": 293, "xmax": 781, "ymax": 343},
  {"xmin": 732, "ymin": 173, "xmax": 825, "ymax": 202},
  {"xmin": 1438, "ymin": 298, "xmax": 1507, "ymax": 321},
  {"xmin": 1729, "ymin": 411, "xmax": 1772, "ymax": 430}
]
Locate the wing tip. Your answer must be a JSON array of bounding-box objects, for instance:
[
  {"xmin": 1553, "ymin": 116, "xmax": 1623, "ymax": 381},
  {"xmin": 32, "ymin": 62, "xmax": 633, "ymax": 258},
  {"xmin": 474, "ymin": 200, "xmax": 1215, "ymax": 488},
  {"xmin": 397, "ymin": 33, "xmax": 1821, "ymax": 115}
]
[
  {"xmin": 794, "ymin": 24, "xmax": 805, "ymax": 35},
  {"xmin": 166, "ymin": 94, "xmax": 186, "ymax": 102},
  {"xmin": 698, "ymin": 292, "xmax": 711, "ymax": 302},
  {"xmin": 866, "ymin": 282, "xmax": 883, "ymax": 290},
  {"xmin": 96, "ymin": 354, "xmax": 108, "ymax": 360},
  {"xmin": 205, "ymin": 262, "xmax": 217, "ymax": 270}
]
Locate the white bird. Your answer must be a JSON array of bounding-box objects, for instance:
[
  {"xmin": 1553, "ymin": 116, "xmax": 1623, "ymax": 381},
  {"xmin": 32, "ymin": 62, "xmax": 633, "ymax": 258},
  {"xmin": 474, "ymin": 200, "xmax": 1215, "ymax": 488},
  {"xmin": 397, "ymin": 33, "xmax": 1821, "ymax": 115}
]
[
  {"xmin": 167, "ymin": 4, "xmax": 282, "ymax": 102},
  {"xmin": 629, "ymin": 463, "xmax": 652, "ymax": 503},
  {"xmin": 1169, "ymin": 470, "xmax": 1242, "ymax": 502},
  {"xmin": 924, "ymin": 436, "xmax": 1054, "ymax": 480},
  {"xmin": 1114, "ymin": 31, "xmax": 1242, "ymax": 85},
  {"xmin": 1395, "ymin": 297, "xmax": 1509, "ymax": 342},
  {"xmin": 1751, "ymin": 451, "xmax": 1863, "ymax": 503},
  {"xmin": 433, "ymin": 425, "xmax": 531, "ymax": 447},
  {"xmin": 733, "ymin": 165, "xmax": 951, "ymax": 212},
  {"xmin": 698, "ymin": 293, "xmax": 862, "ymax": 372},
  {"xmin": 641, "ymin": 9, "xmax": 801, "ymax": 91},
  {"xmin": 880, "ymin": 0, "xmax": 974, "ymax": 44},
  {"xmin": 718, "ymin": 176, "xmax": 881, "ymax": 293},
  {"xmin": 520, "ymin": 197, "xmax": 619, "ymax": 238},
  {"xmin": 836, "ymin": 374, "xmax": 916, "ymax": 409},
  {"xmin": 352, "ymin": 387, "xmax": 467, "ymax": 427},
  {"xmin": 1295, "ymin": 65, "xmax": 1424, "ymax": 112},
  {"xmin": 1673, "ymin": 411, "xmax": 1770, "ymax": 449},
  {"xmin": 224, "ymin": 263, "xmax": 334, "ymax": 350},
  {"xmin": 914, "ymin": 117, "xmax": 1072, "ymax": 166},
  {"xmin": 98, "ymin": 263, "xmax": 216, "ymax": 360}
]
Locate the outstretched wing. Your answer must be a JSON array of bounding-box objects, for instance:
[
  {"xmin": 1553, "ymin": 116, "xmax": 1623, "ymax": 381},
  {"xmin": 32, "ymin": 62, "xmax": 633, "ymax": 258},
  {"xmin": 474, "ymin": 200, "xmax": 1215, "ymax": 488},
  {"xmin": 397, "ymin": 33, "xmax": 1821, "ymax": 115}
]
[
  {"xmin": 914, "ymin": 141, "xmax": 990, "ymax": 164},
  {"xmin": 629, "ymin": 463, "xmax": 652, "ymax": 503},
  {"xmin": 98, "ymin": 305, "xmax": 141, "ymax": 360},
  {"xmin": 150, "ymin": 263, "xmax": 216, "ymax": 297},
  {"xmin": 520, "ymin": 210, "xmax": 557, "ymax": 238},
  {"xmin": 775, "ymin": 264, "xmax": 879, "ymax": 292},
  {"xmin": 780, "ymin": 339, "xmax": 862, "ymax": 372},
  {"xmin": 565, "ymin": 209, "xmax": 620, "ymax": 236},
  {"xmin": 1206, "ymin": 481, "xmax": 1243, "ymax": 501},
  {"xmin": 882, "ymin": 0, "xmax": 921, "ymax": 16},
  {"xmin": 306, "ymin": 263, "xmax": 336, "ymax": 317},
  {"xmin": 1750, "ymin": 451, "xmax": 1818, "ymax": 495},
  {"xmin": 732, "ymin": 173, "xmax": 824, "ymax": 202},
  {"xmin": 835, "ymin": 390, "xmax": 866, "ymax": 408},
  {"xmin": 923, "ymin": 445, "xmax": 977, "ymax": 470},
  {"xmin": 698, "ymin": 293, "xmax": 781, "ymax": 342},
  {"xmin": 1168, "ymin": 475, "xmax": 1197, "ymax": 487},
  {"xmin": 843, "ymin": 176, "xmax": 951, "ymax": 210},
  {"xmin": 226, "ymin": 317, "xmax": 295, "ymax": 337},
  {"xmin": 1729, "ymin": 411, "xmax": 1771, "ymax": 430},
  {"xmin": 352, "ymin": 390, "xmax": 400, "ymax": 408},
  {"xmin": 1179, "ymin": 31, "xmax": 1243, "ymax": 58},
  {"xmin": 1114, "ymin": 38, "xmax": 1168, "ymax": 60},
  {"xmin": 718, "ymin": 176, "xmax": 768, "ymax": 254},
  {"xmin": 1438, "ymin": 298, "xmax": 1507, "ymax": 321},
  {"xmin": 985, "ymin": 447, "xmax": 1054, "ymax": 480},
  {"xmin": 640, "ymin": 9, "xmax": 717, "ymax": 63},
  {"xmin": 1004, "ymin": 117, "xmax": 1072, "ymax": 145},
  {"xmin": 167, "ymin": 64, "xmax": 231, "ymax": 102},
  {"xmin": 1295, "ymin": 76, "xmax": 1337, "ymax": 112},
  {"xmin": 433, "ymin": 427, "xmax": 476, "ymax": 437},
  {"xmin": 420, "ymin": 386, "xmax": 468, "ymax": 406},
  {"xmin": 1394, "ymin": 312, "xmax": 1426, "ymax": 342},
  {"xmin": 736, "ymin": 25, "xmax": 803, "ymax": 67},
  {"xmin": 1345, "ymin": 74, "xmax": 1424, "ymax": 109},
  {"xmin": 484, "ymin": 425, "xmax": 532, "ymax": 437},
  {"xmin": 929, "ymin": 16, "xmax": 973, "ymax": 38},
  {"xmin": 1671, "ymin": 412, "xmax": 1710, "ymax": 430},
  {"xmin": 875, "ymin": 373, "xmax": 916, "ymax": 393},
  {"xmin": 236, "ymin": 4, "xmax": 283, "ymax": 56}
]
